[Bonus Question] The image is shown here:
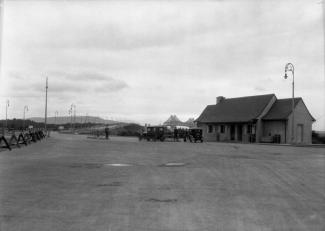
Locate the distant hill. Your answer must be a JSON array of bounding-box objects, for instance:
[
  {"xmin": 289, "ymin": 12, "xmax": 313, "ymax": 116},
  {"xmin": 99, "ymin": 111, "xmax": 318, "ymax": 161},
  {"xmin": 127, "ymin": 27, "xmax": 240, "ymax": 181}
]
[
  {"xmin": 110, "ymin": 123, "xmax": 144, "ymax": 136},
  {"xmin": 28, "ymin": 116, "xmax": 123, "ymax": 125},
  {"xmin": 184, "ymin": 118, "xmax": 195, "ymax": 127},
  {"xmin": 163, "ymin": 115, "xmax": 196, "ymax": 127},
  {"xmin": 74, "ymin": 123, "xmax": 144, "ymax": 137},
  {"xmin": 163, "ymin": 115, "xmax": 182, "ymax": 126}
]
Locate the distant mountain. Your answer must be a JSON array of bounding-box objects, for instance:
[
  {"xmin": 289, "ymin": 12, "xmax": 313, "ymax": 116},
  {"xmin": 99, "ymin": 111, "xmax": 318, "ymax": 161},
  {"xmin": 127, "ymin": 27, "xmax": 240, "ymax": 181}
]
[
  {"xmin": 163, "ymin": 115, "xmax": 196, "ymax": 127},
  {"xmin": 163, "ymin": 115, "xmax": 182, "ymax": 126},
  {"xmin": 184, "ymin": 118, "xmax": 195, "ymax": 127},
  {"xmin": 28, "ymin": 116, "xmax": 123, "ymax": 125}
]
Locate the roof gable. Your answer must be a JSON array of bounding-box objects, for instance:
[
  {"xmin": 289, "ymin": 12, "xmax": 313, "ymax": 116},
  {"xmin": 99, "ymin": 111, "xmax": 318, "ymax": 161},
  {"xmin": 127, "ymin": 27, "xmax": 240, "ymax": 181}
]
[
  {"xmin": 196, "ymin": 94, "xmax": 275, "ymax": 123},
  {"xmin": 263, "ymin": 98, "xmax": 316, "ymax": 121}
]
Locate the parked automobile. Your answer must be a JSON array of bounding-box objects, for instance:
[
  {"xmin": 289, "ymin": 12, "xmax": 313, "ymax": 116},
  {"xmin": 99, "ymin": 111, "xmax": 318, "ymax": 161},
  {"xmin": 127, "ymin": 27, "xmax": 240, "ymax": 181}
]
[
  {"xmin": 185, "ymin": 128, "xmax": 203, "ymax": 143},
  {"xmin": 141, "ymin": 126, "xmax": 187, "ymax": 142},
  {"xmin": 141, "ymin": 126, "xmax": 168, "ymax": 141}
]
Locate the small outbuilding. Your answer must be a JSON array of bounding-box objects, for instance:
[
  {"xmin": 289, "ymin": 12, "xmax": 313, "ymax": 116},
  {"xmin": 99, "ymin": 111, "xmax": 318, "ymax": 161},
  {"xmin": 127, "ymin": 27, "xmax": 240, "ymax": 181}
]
[{"xmin": 196, "ymin": 94, "xmax": 315, "ymax": 144}]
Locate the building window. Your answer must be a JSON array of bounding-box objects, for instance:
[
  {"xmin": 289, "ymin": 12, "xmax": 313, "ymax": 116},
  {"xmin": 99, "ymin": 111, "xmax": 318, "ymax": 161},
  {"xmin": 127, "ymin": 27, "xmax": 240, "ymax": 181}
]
[
  {"xmin": 220, "ymin": 125, "xmax": 225, "ymax": 133},
  {"xmin": 208, "ymin": 125, "xmax": 213, "ymax": 133}
]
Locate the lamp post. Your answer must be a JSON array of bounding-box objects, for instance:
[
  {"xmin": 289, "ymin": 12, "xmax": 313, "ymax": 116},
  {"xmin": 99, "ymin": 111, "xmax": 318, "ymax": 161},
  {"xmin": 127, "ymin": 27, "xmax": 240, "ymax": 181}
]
[
  {"xmin": 284, "ymin": 63, "xmax": 295, "ymax": 144},
  {"xmin": 5, "ymin": 100, "xmax": 9, "ymax": 131},
  {"xmin": 73, "ymin": 104, "xmax": 76, "ymax": 131},
  {"xmin": 23, "ymin": 105, "xmax": 29, "ymax": 130},
  {"xmin": 44, "ymin": 77, "xmax": 48, "ymax": 131},
  {"xmin": 70, "ymin": 104, "xmax": 76, "ymax": 132},
  {"xmin": 69, "ymin": 107, "xmax": 72, "ymax": 131}
]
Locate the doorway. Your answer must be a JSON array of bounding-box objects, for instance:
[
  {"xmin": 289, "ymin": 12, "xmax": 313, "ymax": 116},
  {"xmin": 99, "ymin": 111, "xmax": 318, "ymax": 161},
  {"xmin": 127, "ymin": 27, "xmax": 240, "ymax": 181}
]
[
  {"xmin": 230, "ymin": 125, "xmax": 235, "ymax": 141},
  {"xmin": 237, "ymin": 125, "xmax": 242, "ymax": 141},
  {"xmin": 296, "ymin": 124, "xmax": 303, "ymax": 143}
]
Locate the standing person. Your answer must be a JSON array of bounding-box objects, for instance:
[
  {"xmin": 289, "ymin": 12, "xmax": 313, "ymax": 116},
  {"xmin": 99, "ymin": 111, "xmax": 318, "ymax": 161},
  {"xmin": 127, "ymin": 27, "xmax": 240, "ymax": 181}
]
[
  {"xmin": 105, "ymin": 126, "xmax": 109, "ymax": 140},
  {"xmin": 174, "ymin": 128, "xmax": 179, "ymax": 142},
  {"xmin": 184, "ymin": 129, "xmax": 188, "ymax": 142}
]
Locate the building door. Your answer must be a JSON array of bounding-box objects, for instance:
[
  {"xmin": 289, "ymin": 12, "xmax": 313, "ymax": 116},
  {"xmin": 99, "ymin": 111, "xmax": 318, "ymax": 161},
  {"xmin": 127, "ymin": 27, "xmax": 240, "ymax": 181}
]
[
  {"xmin": 296, "ymin": 124, "xmax": 303, "ymax": 143},
  {"xmin": 230, "ymin": 125, "xmax": 235, "ymax": 141},
  {"xmin": 237, "ymin": 125, "xmax": 242, "ymax": 141}
]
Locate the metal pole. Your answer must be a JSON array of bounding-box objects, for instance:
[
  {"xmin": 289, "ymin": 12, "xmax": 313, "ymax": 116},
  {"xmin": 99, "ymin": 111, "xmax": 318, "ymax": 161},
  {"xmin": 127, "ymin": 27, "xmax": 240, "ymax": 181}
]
[
  {"xmin": 23, "ymin": 105, "xmax": 28, "ymax": 130},
  {"xmin": 284, "ymin": 63, "xmax": 295, "ymax": 144},
  {"xmin": 70, "ymin": 104, "xmax": 75, "ymax": 132},
  {"xmin": 73, "ymin": 105, "xmax": 76, "ymax": 132},
  {"xmin": 23, "ymin": 109, "xmax": 25, "ymax": 129},
  {"xmin": 69, "ymin": 107, "xmax": 72, "ymax": 131},
  {"xmin": 292, "ymin": 71, "xmax": 295, "ymax": 143},
  {"xmin": 45, "ymin": 77, "xmax": 48, "ymax": 130}
]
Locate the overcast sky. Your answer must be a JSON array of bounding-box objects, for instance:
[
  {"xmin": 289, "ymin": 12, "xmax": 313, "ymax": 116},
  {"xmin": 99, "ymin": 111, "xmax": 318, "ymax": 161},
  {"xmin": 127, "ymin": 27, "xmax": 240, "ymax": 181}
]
[{"xmin": 0, "ymin": 0, "xmax": 324, "ymax": 129}]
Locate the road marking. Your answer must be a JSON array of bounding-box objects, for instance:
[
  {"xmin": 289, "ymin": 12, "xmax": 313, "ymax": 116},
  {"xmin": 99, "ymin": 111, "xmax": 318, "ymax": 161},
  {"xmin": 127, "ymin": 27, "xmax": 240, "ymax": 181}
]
[
  {"xmin": 162, "ymin": 162, "xmax": 186, "ymax": 167},
  {"xmin": 105, "ymin": 163, "xmax": 132, "ymax": 167}
]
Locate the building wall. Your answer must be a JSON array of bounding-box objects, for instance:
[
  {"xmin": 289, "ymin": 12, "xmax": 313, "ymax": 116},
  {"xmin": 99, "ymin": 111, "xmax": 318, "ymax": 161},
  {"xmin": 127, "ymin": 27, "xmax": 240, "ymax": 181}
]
[
  {"xmin": 199, "ymin": 123, "xmax": 230, "ymax": 142},
  {"xmin": 286, "ymin": 100, "xmax": 313, "ymax": 144},
  {"xmin": 262, "ymin": 121, "xmax": 286, "ymax": 143},
  {"xmin": 199, "ymin": 123, "xmax": 255, "ymax": 142},
  {"xmin": 199, "ymin": 123, "xmax": 213, "ymax": 141},
  {"xmin": 216, "ymin": 124, "xmax": 230, "ymax": 141},
  {"xmin": 256, "ymin": 95, "xmax": 277, "ymax": 142}
]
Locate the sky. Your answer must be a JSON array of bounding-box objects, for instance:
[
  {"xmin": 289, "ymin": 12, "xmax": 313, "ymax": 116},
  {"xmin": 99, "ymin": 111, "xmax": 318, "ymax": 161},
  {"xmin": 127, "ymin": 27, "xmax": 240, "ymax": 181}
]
[{"xmin": 0, "ymin": 0, "xmax": 324, "ymax": 129}]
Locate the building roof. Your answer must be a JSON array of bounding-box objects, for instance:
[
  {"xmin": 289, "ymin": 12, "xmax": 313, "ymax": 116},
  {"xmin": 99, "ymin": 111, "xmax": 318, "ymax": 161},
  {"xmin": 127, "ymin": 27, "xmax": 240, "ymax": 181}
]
[
  {"xmin": 196, "ymin": 94, "xmax": 275, "ymax": 123},
  {"xmin": 263, "ymin": 98, "xmax": 316, "ymax": 121}
]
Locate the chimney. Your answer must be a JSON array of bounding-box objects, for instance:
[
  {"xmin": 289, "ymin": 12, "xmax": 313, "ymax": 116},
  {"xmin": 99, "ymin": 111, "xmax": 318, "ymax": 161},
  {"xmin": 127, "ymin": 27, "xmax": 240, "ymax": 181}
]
[{"xmin": 216, "ymin": 96, "xmax": 225, "ymax": 104}]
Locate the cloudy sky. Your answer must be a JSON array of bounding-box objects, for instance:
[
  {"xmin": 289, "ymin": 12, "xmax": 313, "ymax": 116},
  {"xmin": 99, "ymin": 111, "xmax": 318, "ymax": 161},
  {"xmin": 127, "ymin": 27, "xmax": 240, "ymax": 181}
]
[{"xmin": 0, "ymin": 0, "xmax": 324, "ymax": 129}]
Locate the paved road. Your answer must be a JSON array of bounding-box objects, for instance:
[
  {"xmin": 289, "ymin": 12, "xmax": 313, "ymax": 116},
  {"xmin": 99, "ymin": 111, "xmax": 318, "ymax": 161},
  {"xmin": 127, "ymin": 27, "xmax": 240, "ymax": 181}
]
[{"xmin": 0, "ymin": 133, "xmax": 324, "ymax": 231}]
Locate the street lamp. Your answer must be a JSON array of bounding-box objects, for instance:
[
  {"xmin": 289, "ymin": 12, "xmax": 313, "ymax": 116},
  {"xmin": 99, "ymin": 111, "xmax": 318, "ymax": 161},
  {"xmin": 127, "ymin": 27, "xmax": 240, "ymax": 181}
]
[
  {"xmin": 70, "ymin": 104, "xmax": 76, "ymax": 132},
  {"xmin": 69, "ymin": 107, "xmax": 72, "ymax": 131},
  {"xmin": 284, "ymin": 63, "xmax": 295, "ymax": 143},
  {"xmin": 23, "ymin": 105, "xmax": 29, "ymax": 130},
  {"xmin": 5, "ymin": 100, "xmax": 9, "ymax": 131}
]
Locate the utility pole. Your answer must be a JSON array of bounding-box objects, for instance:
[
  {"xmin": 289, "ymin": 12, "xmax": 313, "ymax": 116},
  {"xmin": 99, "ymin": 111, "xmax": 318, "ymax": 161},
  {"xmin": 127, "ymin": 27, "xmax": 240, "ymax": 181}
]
[
  {"xmin": 70, "ymin": 104, "xmax": 76, "ymax": 132},
  {"xmin": 74, "ymin": 105, "xmax": 76, "ymax": 132},
  {"xmin": 45, "ymin": 77, "xmax": 48, "ymax": 130},
  {"xmin": 69, "ymin": 107, "xmax": 72, "ymax": 131},
  {"xmin": 23, "ymin": 105, "xmax": 29, "ymax": 130}
]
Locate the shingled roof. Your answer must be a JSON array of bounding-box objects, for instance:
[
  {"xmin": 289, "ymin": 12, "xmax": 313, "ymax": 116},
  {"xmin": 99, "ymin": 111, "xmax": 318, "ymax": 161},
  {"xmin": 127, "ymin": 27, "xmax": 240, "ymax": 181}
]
[
  {"xmin": 263, "ymin": 98, "xmax": 315, "ymax": 121},
  {"xmin": 196, "ymin": 94, "xmax": 275, "ymax": 123}
]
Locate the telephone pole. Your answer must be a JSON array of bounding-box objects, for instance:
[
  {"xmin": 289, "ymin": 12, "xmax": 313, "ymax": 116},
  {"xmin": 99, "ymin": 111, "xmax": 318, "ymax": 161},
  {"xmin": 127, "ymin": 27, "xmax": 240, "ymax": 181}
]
[
  {"xmin": 45, "ymin": 77, "xmax": 48, "ymax": 130},
  {"xmin": 23, "ymin": 105, "xmax": 29, "ymax": 130},
  {"xmin": 69, "ymin": 107, "xmax": 72, "ymax": 131},
  {"xmin": 70, "ymin": 104, "xmax": 76, "ymax": 132}
]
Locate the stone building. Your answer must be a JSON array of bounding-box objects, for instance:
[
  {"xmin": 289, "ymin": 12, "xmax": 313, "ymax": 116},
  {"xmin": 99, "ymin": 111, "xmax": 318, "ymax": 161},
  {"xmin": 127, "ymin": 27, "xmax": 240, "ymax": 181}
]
[{"xmin": 196, "ymin": 94, "xmax": 315, "ymax": 144}]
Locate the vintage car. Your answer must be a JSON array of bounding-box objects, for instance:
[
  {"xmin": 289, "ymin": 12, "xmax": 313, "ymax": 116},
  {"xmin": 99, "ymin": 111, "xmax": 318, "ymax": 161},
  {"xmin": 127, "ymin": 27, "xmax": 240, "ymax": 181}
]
[
  {"xmin": 185, "ymin": 128, "xmax": 203, "ymax": 143},
  {"xmin": 141, "ymin": 126, "xmax": 170, "ymax": 141},
  {"xmin": 141, "ymin": 126, "xmax": 188, "ymax": 142}
]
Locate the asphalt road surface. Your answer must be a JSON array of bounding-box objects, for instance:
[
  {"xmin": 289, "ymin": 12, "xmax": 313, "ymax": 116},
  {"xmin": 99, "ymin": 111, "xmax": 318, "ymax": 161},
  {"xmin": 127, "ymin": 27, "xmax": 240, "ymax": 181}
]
[{"xmin": 0, "ymin": 133, "xmax": 324, "ymax": 231}]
